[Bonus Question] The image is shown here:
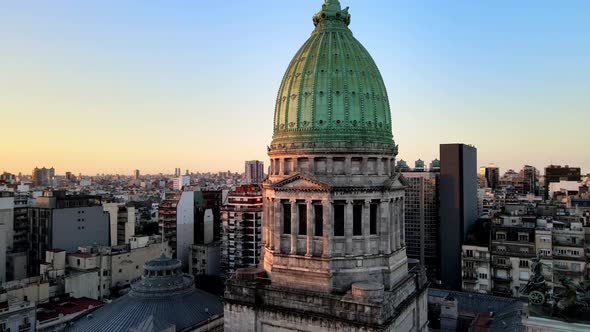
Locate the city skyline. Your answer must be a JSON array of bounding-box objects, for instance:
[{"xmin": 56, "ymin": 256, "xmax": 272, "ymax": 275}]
[{"xmin": 2, "ymin": 1, "xmax": 589, "ymax": 174}]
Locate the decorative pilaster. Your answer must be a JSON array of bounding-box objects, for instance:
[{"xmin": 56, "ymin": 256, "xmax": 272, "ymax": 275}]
[
  {"xmin": 363, "ymin": 199, "xmax": 371, "ymax": 255},
  {"xmin": 345, "ymin": 199, "xmax": 353, "ymax": 256},
  {"xmin": 290, "ymin": 199, "xmax": 298, "ymax": 255},
  {"xmin": 273, "ymin": 199, "xmax": 281, "ymax": 252},
  {"xmin": 380, "ymin": 199, "xmax": 390, "ymax": 254},
  {"xmin": 322, "ymin": 199, "xmax": 332, "ymax": 258},
  {"xmin": 306, "ymin": 200, "xmax": 314, "ymax": 256}
]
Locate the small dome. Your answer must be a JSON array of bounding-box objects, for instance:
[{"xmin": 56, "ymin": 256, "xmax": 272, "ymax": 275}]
[
  {"xmin": 66, "ymin": 255, "xmax": 223, "ymax": 332},
  {"xmin": 272, "ymin": 0, "xmax": 394, "ymax": 151}
]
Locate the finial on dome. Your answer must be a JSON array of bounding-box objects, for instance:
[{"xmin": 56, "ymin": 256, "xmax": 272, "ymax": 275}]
[{"xmin": 313, "ymin": 0, "xmax": 351, "ymax": 27}]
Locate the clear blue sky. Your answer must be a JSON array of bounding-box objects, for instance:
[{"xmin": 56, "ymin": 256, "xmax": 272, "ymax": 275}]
[{"xmin": 1, "ymin": 0, "xmax": 588, "ymax": 175}]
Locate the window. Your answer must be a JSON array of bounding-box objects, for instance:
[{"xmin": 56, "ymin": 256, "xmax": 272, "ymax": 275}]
[
  {"xmin": 466, "ymin": 250, "xmax": 474, "ymax": 257},
  {"xmin": 520, "ymin": 247, "xmax": 529, "ymax": 254},
  {"xmin": 314, "ymin": 205, "xmax": 323, "ymax": 236},
  {"xmin": 465, "ymin": 261, "xmax": 475, "ymax": 268},
  {"xmin": 334, "ymin": 204, "xmax": 345, "ymax": 236},
  {"xmin": 479, "ymin": 284, "xmax": 487, "ymax": 291},
  {"xmin": 370, "ymin": 203, "xmax": 378, "ymax": 235},
  {"xmin": 572, "ymin": 263, "xmax": 581, "ymax": 272},
  {"xmin": 496, "ymin": 258, "xmax": 507, "ymax": 265},
  {"xmin": 283, "ymin": 203, "xmax": 291, "ymax": 234},
  {"xmin": 519, "ymin": 260, "xmax": 529, "ymax": 268},
  {"xmin": 518, "ymin": 233, "xmax": 529, "ymax": 242},
  {"xmin": 353, "ymin": 204, "xmax": 362, "ymax": 236},
  {"xmin": 77, "ymin": 259, "xmax": 80, "ymax": 267},
  {"xmin": 479, "ymin": 273, "xmax": 488, "ymax": 279},
  {"xmin": 496, "ymin": 232, "xmax": 506, "ymax": 240},
  {"xmin": 298, "ymin": 204, "xmax": 307, "ymax": 235}
]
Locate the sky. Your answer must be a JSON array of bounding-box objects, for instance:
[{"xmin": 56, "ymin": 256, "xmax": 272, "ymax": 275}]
[{"xmin": 1, "ymin": 0, "xmax": 589, "ymax": 175}]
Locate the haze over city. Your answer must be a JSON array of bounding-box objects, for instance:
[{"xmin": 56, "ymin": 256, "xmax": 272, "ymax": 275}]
[{"xmin": 1, "ymin": 1, "xmax": 588, "ymax": 175}]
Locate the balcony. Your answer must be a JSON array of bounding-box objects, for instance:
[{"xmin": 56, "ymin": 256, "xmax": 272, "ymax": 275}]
[
  {"xmin": 492, "ymin": 274, "xmax": 512, "ymax": 281},
  {"xmin": 492, "ymin": 261, "xmax": 513, "ymax": 269},
  {"xmin": 462, "ymin": 254, "xmax": 489, "ymax": 262},
  {"xmin": 553, "ymin": 239, "xmax": 584, "ymax": 248},
  {"xmin": 463, "ymin": 275, "xmax": 477, "ymax": 283},
  {"xmin": 493, "ymin": 287, "xmax": 513, "ymax": 297}
]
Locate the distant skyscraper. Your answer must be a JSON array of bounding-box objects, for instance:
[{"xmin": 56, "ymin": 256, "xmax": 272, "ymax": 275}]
[
  {"xmin": 520, "ymin": 165, "xmax": 539, "ymax": 196},
  {"xmin": 439, "ymin": 143, "xmax": 478, "ymax": 290},
  {"xmin": 244, "ymin": 160, "xmax": 264, "ymax": 184},
  {"xmin": 133, "ymin": 169, "xmax": 140, "ymax": 180},
  {"xmin": 479, "ymin": 164, "xmax": 499, "ymax": 190},
  {"xmin": 174, "ymin": 168, "xmax": 181, "ymax": 177},
  {"xmin": 403, "ymin": 169, "xmax": 440, "ymax": 282},
  {"xmin": 32, "ymin": 167, "xmax": 55, "ymax": 187},
  {"xmin": 544, "ymin": 165, "xmax": 581, "ymax": 199}
]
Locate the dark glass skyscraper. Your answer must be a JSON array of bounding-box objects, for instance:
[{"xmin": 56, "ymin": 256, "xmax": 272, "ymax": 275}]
[{"xmin": 439, "ymin": 143, "xmax": 478, "ymax": 290}]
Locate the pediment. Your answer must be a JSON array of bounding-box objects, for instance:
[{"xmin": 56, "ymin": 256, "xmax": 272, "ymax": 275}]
[
  {"xmin": 272, "ymin": 174, "xmax": 330, "ymax": 191},
  {"xmin": 384, "ymin": 173, "xmax": 408, "ymax": 189}
]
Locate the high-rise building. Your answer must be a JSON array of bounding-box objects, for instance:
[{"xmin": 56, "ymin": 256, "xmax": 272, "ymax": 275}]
[
  {"xmin": 157, "ymin": 191, "xmax": 195, "ymax": 268},
  {"xmin": 133, "ymin": 169, "xmax": 140, "ymax": 180},
  {"xmin": 221, "ymin": 185, "xmax": 263, "ymax": 276},
  {"xmin": 520, "ymin": 165, "xmax": 539, "ymax": 196},
  {"xmin": 244, "ymin": 160, "xmax": 264, "ymax": 184},
  {"xmin": 225, "ymin": 2, "xmax": 428, "ymax": 331},
  {"xmin": 32, "ymin": 167, "xmax": 55, "ymax": 187},
  {"xmin": 27, "ymin": 191, "xmax": 110, "ymax": 276},
  {"xmin": 439, "ymin": 143, "xmax": 478, "ymax": 290},
  {"xmin": 172, "ymin": 175, "xmax": 190, "ymax": 191},
  {"xmin": 0, "ymin": 192, "xmax": 14, "ymax": 283},
  {"xmin": 403, "ymin": 170, "xmax": 440, "ymax": 282},
  {"xmin": 103, "ymin": 203, "xmax": 136, "ymax": 246},
  {"xmin": 544, "ymin": 165, "xmax": 580, "ymax": 199},
  {"xmin": 479, "ymin": 164, "xmax": 500, "ymax": 190}
]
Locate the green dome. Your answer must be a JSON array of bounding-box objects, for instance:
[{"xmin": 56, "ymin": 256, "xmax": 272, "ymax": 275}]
[{"xmin": 272, "ymin": 0, "xmax": 393, "ymax": 148}]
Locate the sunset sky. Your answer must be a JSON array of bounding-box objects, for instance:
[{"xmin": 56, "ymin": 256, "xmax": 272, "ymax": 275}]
[{"xmin": 1, "ymin": 1, "xmax": 589, "ymax": 175}]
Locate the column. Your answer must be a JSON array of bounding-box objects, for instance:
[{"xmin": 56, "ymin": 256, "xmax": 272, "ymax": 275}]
[
  {"xmin": 345, "ymin": 199, "xmax": 353, "ymax": 256},
  {"xmin": 267, "ymin": 198, "xmax": 273, "ymax": 249},
  {"xmin": 262, "ymin": 198, "xmax": 268, "ymax": 247},
  {"xmin": 290, "ymin": 199, "xmax": 297, "ymax": 255},
  {"xmin": 380, "ymin": 199, "xmax": 390, "ymax": 254},
  {"xmin": 389, "ymin": 199, "xmax": 397, "ymax": 251},
  {"xmin": 273, "ymin": 199, "xmax": 281, "ymax": 253},
  {"xmin": 279, "ymin": 158, "xmax": 284, "ymax": 176},
  {"xmin": 393, "ymin": 198, "xmax": 401, "ymax": 250},
  {"xmin": 363, "ymin": 199, "xmax": 371, "ymax": 255},
  {"xmin": 306, "ymin": 200, "xmax": 314, "ymax": 256},
  {"xmin": 322, "ymin": 200, "xmax": 332, "ymax": 258},
  {"xmin": 345, "ymin": 157, "xmax": 352, "ymax": 176},
  {"xmin": 327, "ymin": 157, "xmax": 334, "ymax": 176},
  {"xmin": 362, "ymin": 157, "xmax": 368, "ymax": 176},
  {"xmin": 292, "ymin": 158, "xmax": 297, "ymax": 174},
  {"xmin": 400, "ymin": 197, "xmax": 405, "ymax": 247}
]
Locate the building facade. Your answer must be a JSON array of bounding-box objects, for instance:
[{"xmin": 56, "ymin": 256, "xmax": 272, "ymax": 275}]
[
  {"xmin": 221, "ymin": 185, "xmax": 263, "ymax": 276},
  {"xmin": 224, "ymin": 2, "xmax": 428, "ymax": 331},
  {"xmin": 439, "ymin": 143, "xmax": 478, "ymax": 290},
  {"xmin": 103, "ymin": 203, "xmax": 136, "ymax": 246},
  {"xmin": 403, "ymin": 171, "xmax": 440, "ymax": 282},
  {"xmin": 244, "ymin": 160, "xmax": 264, "ymax": 185},
  {"xmin": 27, "ymin": 191, "xmax": 110, "ymax": 276},
  {"xmin": 544, "ymin": 165, "xmax": 581, "ymax": 199}
]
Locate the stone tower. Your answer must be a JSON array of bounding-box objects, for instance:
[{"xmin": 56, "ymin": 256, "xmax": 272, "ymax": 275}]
[{"xmin": 224, "ymin": 1, "xmax": 428, "ymax": 331}]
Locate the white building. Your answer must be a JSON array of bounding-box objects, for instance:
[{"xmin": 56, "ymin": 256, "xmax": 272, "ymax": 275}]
[
  {"xmin": 173, "ymin": 175, "xmax": 190, "ymax": 191},
  {"xmin": 0, "ymin": 192, "xmax": 15, "ymax": 283},
  {"xmin": 0, "ymin": 294, "xmax": 36, "ymax": 332},
  {"xmin": 103, "ymin": 203, "xmax": 136, "ymax": 246}
]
